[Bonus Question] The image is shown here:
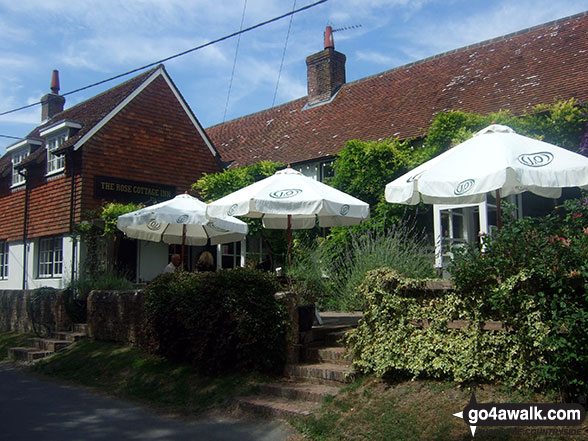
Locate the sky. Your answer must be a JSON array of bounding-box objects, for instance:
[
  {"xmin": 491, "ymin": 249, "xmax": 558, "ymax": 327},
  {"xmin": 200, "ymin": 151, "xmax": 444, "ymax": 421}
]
[{"xmin": 1, "ymin": 0, "xmax": 588, "ymax": 154}]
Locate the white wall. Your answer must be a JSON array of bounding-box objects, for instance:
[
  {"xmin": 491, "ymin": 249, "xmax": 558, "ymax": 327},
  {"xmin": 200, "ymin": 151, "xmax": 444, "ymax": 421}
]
[
  {"xmin": 0, "ymin": 236, "xmax": 80, "ymax": 290},
  {"xmin": 137, "ymin": 240, "xmax": 168, "ymax": 282}
]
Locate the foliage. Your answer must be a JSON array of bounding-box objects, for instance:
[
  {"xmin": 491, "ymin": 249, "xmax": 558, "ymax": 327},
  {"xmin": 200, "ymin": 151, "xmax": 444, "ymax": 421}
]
[
  {"xmin": 289, "ymin": 222, "xmax": 436, "ymax": 311},
  {"xmin": 100, "ymin": 202, "xmax": 144, "ymax": 235},
  {"xmin": 347, "ymin": 197, "xmax": 588, "ymax": 398},
  {"xmin": 448, "ymin": 196, "xmax": 588, "ymax": 397},
  {"xmin": 424, "ymin": 99, "xmax": 588, "ymax": 156},
  {"xmin": 192, "ymin": 160, "xmax": 283, "ymax": 202},
  {"xmin": 144, "ymin": 268, "xmax": 287, "ymax": 375}
]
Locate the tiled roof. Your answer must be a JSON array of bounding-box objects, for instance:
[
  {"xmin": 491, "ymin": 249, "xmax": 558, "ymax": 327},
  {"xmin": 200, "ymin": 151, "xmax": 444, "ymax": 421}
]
[
  {"xmin": 2, "ymin": 66, "xmax": 161, "ymax": 170},
  {"xmin": 207, "ymin": 12, "xmax": 588, "ymax": 167}
]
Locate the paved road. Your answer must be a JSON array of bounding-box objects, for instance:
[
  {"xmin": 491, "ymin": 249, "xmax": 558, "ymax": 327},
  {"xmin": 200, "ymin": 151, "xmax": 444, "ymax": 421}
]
[{"xmin": 0, "ymin": 365, "xmax": 296, "ymax": 441}]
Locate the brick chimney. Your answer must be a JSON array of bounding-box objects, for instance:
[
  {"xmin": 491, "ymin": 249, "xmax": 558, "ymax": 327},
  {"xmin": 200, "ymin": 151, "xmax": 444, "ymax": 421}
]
[
  {"xmin": 41, "ymin": 70, "xmax": 65, "ymax": 121},
  {"xmin": 306, "ymin": 26, "xmax": 346, "ymax": 106}
]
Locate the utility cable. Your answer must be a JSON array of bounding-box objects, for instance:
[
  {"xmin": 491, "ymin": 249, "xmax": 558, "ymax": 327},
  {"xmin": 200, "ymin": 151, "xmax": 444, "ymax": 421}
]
[
  {"xmin": 0, "ymin": 0, "xmax": 328, "ymax": 118},
  {"xmin": 272, "ymin": 0, "xmax": 296, "ymax": 107},
  {"xmin": 223, "ymin": 0, "xmax": 248, "ymax": 122}
]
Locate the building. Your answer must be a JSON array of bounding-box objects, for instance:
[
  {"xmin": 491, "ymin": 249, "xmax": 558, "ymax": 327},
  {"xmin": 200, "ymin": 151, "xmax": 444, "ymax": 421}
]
[
  {"xmin": 0, "ymin": 65, "xmax": 222, "ymax": 289},
  {"xmin": 207, "ymin": 12, "xmax": 588, "ymax": 265}
]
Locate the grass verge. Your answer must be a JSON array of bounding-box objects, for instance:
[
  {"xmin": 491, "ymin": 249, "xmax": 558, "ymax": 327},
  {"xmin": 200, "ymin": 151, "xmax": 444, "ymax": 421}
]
[
  {"xmin": 291, "ymin": 377, "xmax": 588, "ymax": 441},
  {"xmin": 27, "ymin": 337, "xmax": 265, "ymax": 417},
  {"xmin": 0, "ymin": 332, "xmax": 34, "ymax": 361}
]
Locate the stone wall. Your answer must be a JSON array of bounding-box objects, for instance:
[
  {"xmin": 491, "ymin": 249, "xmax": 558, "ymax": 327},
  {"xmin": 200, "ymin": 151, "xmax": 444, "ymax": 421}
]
[
  {"xmin": 0, "ymin": 289, "xmax": 72, "ymax": 333},
  {"xmin": 87, "ymin": 290, "xmax": 149, "ymax": 346}
]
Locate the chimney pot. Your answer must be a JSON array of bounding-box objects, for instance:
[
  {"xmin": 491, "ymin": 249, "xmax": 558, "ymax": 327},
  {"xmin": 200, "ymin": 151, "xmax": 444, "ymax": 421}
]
[
  {"xmin": 50, "ymin": 70, "xmax": 60, "ymax": 94},
  {"xmin": 324, "ymin": 26, "xmax": 334, "ymax": 49},
  {"xmin": 41, "ymin": 69, "xmax": 65, "ymax": 121}
]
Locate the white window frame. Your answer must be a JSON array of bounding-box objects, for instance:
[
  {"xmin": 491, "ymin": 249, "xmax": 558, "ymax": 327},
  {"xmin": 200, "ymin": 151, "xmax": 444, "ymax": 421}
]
[
  {"xmin": 11, "ymin": 148, "xmax": 30, "ymax": 187},
  {"xmin": 38, "ymin": 236, "xmax": 63, "ymax": 279},
  {"xmin": 46, "ymin": 133, "xmax": 67, "ymax": 175},
  {"xmin": 0, "ymin": 241, "xmax": 8, "ymax": 280}
]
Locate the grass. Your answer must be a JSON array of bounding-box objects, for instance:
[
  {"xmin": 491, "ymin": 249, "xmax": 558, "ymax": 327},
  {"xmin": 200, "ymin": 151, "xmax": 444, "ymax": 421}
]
[
  {"xmin": 0, "ymin": 332, "xmax": 34, "ymax": 361},
  {"xmin": 26, "ymin": 337, "xmax": 265, "ymax": 417},
  {"xmin": 292, "ymin": 377, "xmax": 588, "ymax": 441}
]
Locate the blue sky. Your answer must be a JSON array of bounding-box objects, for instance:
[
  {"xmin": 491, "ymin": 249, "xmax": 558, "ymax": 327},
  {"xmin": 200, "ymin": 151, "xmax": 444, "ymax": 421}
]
[{"xmin": 1, "ymin": 0, "xmax": 587, "ymax": 154}]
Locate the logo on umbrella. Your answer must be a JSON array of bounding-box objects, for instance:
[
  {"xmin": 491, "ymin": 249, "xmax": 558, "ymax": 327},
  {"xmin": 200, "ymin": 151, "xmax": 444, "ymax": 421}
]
[
  {"xmin": 454, "ymin": 179, "xmax": 475, "ymax": 196},
  {"xmin": 176, "ymin": 214, "xmax": 189, "ymax": 223},
  {"xmin": 518, "ymin": 152, "xmax": 554, "ymax": 167},
  {"xmin": 227, "ymin": 204, "xmax": 238, "ymax": 216},
  {"xmin": 206, "ymin": 221, "xmax": 229, "ymax": 233},
  {"xmin": 407, "ymin": 171, "xmax": 424, "ymax": 183},
  {"xmin": 147, "ymin": 219, "xmax": 162, "ymax": 231},
  {"xmin": 269, "ymin": 189, "xmax": 302, "ymax": 199},
  {"xmin": 340, "ymin": 204, "xmax": 350, "ymax": 216}
]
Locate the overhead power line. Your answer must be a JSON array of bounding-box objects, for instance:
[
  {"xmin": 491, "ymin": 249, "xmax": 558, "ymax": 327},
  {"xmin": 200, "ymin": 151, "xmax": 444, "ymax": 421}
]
[
  {"xmin": 273, "ymin": 0, "xmax": 297, "ymax": 107},
  {"xmin": 223, "ymin": 0, "xmax": 248, "ymax": 122},
  {"xmin": 0, "ymin": 0, "xmax": 328, "ymax": 119}
]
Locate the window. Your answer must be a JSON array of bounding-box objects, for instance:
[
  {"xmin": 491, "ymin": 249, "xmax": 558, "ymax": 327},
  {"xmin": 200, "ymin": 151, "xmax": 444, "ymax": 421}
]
[
  {"xmin": 11, "ymin": 149, "xmax": 29, "ymax": 186},
  {"xmin": 0, "ymin": 241, "xmax": 8, "ymax": 280},
  {"xmin": 221, "ymin": 241, "xmax": 241, "ymax": 269},
  {"xmin": 46, "ymin": 134, "xmax": 66, "ymax": 174},
  {"xmin": 38, "ymin": 236, "xmax": 63, "ymax": 278}
]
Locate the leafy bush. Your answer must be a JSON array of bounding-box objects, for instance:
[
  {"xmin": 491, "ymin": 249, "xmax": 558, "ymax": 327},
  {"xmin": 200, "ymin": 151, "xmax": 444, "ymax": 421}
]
[
  {"xmin": 449, "ymin": 196, "xmax": 588, "ymax": 397},
  {"xmin": 144, "ymin": 268, "xmax": 287, "ymax": 375}
]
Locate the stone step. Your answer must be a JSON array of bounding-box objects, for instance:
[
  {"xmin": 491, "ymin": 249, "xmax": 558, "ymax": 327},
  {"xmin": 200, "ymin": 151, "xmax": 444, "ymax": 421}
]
[
  {"xmin": 299, "ymin": 325, "xmax": 353, "ymax": 346},
  {"xmin": 286, "ymin": 363, "xmax": 354, "ymax": 384},
  {"xmin": 258, "ymin": 381, "xmax": 341, "ymax": 402},
  {"xmin": 305, "ymin": 346, "xmax": 351, "ymax": 365},
  {"xmin": 8, "ymin": 347, "xmax": 53, "ymax": 362},
  {"xmin": 51, "ymin": 331, "xmax": 86, "ymax": 342},
  {"xmin": 236, "ymin": 395, "xmax": 319, "ymax": 418},
  {"xmin": 73, "ymin": 323, "xmax": 88, "ymax": 334},
  {"xmin": 324, "ymin": 331, "xmax": 349, "ymax": 347},
  {"xmin": 27, "ymin": 338, "xmax": 71, "ymax": 353}
]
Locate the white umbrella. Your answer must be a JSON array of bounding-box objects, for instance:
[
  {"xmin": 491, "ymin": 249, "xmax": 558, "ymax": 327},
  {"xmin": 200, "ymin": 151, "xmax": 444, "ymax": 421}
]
[
  {"xmin": 117, "ymin": 194, "xmax": 248, "ymax": 263},
  {"xmin": 207, "ymin": 167, "xmax": 370, "ymax": 262},
  {"xmin": 386, "ymin": 124, "xmax": 588, "ymax": 214}
]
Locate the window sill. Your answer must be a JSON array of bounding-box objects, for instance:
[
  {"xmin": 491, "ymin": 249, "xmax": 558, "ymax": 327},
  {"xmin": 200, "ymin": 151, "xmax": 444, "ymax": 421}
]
[
  {"xmin": 10, "ymin": 182, "xmax": 26, "ymax": 190},
  {"xmin": 45, "ymin": 169, "xmax": 65, "ymax": 179},
  {"xmin": 36, "ymin": 275, "xmax": 62, "ymax": 280}
]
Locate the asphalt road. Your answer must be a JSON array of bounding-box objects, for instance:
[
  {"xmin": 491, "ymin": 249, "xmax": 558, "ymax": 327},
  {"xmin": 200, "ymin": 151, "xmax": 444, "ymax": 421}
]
[{"xmin": 0, "ymin": 365, "xmax": 296, "ymax": 441}]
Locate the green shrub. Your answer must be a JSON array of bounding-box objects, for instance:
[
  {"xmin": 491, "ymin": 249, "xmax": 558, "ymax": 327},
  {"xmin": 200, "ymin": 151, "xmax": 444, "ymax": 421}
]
[
  {"xmin": 449, "ymin": 196, "xmax": 588, "ymax": 397},
  {"xmin": 144, "ymin": 268, "xmax": 287, "ymax": 375}
]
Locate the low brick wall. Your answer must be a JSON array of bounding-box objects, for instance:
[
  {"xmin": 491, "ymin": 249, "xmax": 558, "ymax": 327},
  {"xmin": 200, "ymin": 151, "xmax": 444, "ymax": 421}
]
[
  {"xmin": 87, "ymin": 290, "xmax": 148, "ymax": 346},
  {"xmin": 0, "ymin": 289, "xmax": 72, "ymax": 333}
]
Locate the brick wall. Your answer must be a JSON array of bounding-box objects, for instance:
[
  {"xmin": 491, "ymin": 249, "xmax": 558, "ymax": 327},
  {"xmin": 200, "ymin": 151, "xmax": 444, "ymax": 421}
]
[
  {"xmin": 80, "ymin": 75, "xmax": 221, "ymax": 213},
  {"xmin": 0, "ymin": 289, "xmax": 72, "ymax": 333}
]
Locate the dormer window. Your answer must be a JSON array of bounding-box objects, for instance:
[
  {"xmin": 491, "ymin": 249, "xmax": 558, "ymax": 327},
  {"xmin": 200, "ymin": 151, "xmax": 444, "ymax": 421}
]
[
  {"xmin": 6, "ymin": 138, "xmax": 42, "ymax": 188},
  {"xmin": 11, "ymin": 149, "xmax": 29, "ymax": 186},
  {"xmin": 46, "ymin": 134, "xmax": 66, "ymax": 174},
  {"xmin": 39, "ymin": 120, "xmax": 82, "ymax": 176}
]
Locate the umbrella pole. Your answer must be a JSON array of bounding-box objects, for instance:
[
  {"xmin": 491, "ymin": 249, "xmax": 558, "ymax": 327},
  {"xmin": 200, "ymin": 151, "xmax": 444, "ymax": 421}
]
[
  {"xmin": 496, "ymin": 189, "xmax": 502, "ymax": 231},
  {"xmin": 287, "ymin": 214, "xmax": 292, "ymax": 269},
  {"xmin": 181, "ymin": 224, "xmax": 186, "ymax": 269}
]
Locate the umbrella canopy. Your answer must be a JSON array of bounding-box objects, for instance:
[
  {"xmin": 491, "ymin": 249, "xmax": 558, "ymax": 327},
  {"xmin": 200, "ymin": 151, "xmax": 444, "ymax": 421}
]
[
  {"xmin": 206, "ymin": 167, "xmax": 370, "ymax": 228},
  {"xmin": 117, "ymin": 194, "xmax": 248, "ymax": 246},
  {"xmin": 385, "ymin": 124, "xmax": 588, "ymax": 206}
]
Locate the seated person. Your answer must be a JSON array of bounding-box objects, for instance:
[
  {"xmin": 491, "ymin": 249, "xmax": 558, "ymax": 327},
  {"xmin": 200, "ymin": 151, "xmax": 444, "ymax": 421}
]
[
  {"xmin": 196, "ymin": 251, "xmax": 215, "ymax": 272},
  {"xmin": 164, "ymin": 253, "xmax": 182, "ymax": 273}
]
